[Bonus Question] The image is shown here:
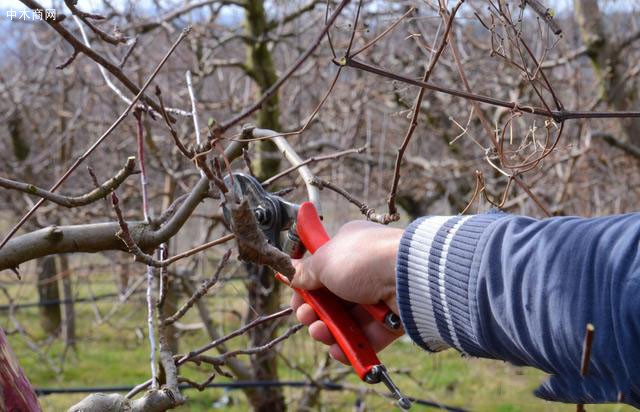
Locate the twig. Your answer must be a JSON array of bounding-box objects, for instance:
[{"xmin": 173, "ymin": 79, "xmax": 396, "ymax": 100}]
[
  {"xmin": 155, "ymin": 86, "xmax": 193, "ymax": 159},
  {"xmin": 242, "ymin": 148, "xmax": 256, "ymax": 178},
  {"xmin": 580, "ymin": 323, "xmax": 595, "ymax": 376},
  {"xmin": 349, "ymin": 6, "xmax": 415, "ymax": 58},
  {"xmin": 134, "ymin": 109, "xmax": 151, "ymax": 222},
  {"xmin": 461, "ymin": 171, "xmax": 483, "ymax": 214},
  {"xmin": 186, "ymin": 70, "xmax": 202, "ymax": 146},
  {"xmin": 65, "ymin": 0, "xmax": 127, "ymax": 45},
  {"xmin": 312, "ymin": 177, "xmax": 393, "ymax": 224},
  {"xmin": 129, "ymin": 323, "xmax": 302, "ymax": 399},
  {"xmin": 178, "ymin": 374, "xmax": 217, "ymax": 391},
  {"xmin": 344, "ymin": 0, "xmax": 363, "ymax": 57},
  {"xmin": 0, "ymin": 157, "xmax": 136, "ymax": 208},
  {"xmin": 111, "ymin": 193, "xmax": 235, "ymax": 267},
  {"xmin": 56, "ymin": 48, "xmax": 79, "ymax": 70},
  {"xmin": 146, "ymin": 264, "xmax": 158, "ymax": 389},
  {"xmin": 86, "ymin": 166, "xmax": 101, "ymax": 191},
  {"xmin": 227, "ymin": 197, "xmax": 296, "ymax": 276},
  {"xmin": 19, "ymin": 0, "xmax": 189, "ymax": 118},
  {"xmin": 156, "ymin": 249, "xmax": 185, "ymax": 405},
  {"xmin": 512, "ymin": 175, "xmax": 551, "ymax": 217},
  {"xmin": 262, "ymin": 146, "xmax": 366, "ymax": 187},
  {"xmin": 177, "ymin": 307, "xmax": 293, "ymax": 364},
  {"xmin": 135, "ymin": 106, "xmax": 158, "ymax": 390},
  {"xmin": 157, "ymin": 244, "xmax": 169, "ymax": 308},
  {"xmin": 386, "ymin": 1, "xmax": 464, "ymax": 221},
  {"xmin": 163, "ymin": 250, "xmax": 231, "ymax": 326},
  {"xmin": 72, "ymin": 16, "xmax": 132, "ymax": 107},
  {"xmin": 227, "ymin": 68, "xmax": 343, "ymax": 145},
  {"xmin": 199, "ymin": 324, "xmax": 303, "ymax": 361},
  {"xmin": 119, "ymin": 36, "xmax": 138, "ymax": 69}
]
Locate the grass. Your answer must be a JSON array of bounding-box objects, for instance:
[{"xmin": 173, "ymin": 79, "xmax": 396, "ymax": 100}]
[{"xmin": 1, "ymin": 270, "xmax": 634, "ymax": 412}]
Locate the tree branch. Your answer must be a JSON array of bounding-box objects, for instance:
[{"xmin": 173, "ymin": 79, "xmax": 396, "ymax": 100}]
[
  {"xmin": 19, "ymin": 0, "xmax": 184, "ymax": 119},
  {"xmin": 162, "ymin": 250, "xmax": 231, "ymax": 325},
  {"xmin": 340, "ymin": 58, "xmax": 640, "ymax": 121},
  {"xmin": 522, "ymin": 0, "xmax": 562, "ymax": 35},
  {"xmin": 0, "ymin": 138, "xmax": 247, "ymax": 272},
  {"xmin": 0, "ymin": 22, "xmax": 191, "ymax": 252},
  {"xmin": 0, "ymin": 157, "xmax": 136, "ymax": 208}
]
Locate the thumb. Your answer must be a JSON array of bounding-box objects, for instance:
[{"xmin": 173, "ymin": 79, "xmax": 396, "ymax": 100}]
[{"xmin": 291, "ymin": 258, "xmax": 322, "ymax": 290}]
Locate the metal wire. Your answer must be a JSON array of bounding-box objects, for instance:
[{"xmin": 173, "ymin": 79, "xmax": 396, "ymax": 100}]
[{"xmin": 35, "ymin": 380, "xmax": 468, "ymax": 411}]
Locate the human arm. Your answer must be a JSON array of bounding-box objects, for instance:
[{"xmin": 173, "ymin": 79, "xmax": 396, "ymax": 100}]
[{"xmin": 292, "ymin": 213, "xmax": 640, "ymax": 407}]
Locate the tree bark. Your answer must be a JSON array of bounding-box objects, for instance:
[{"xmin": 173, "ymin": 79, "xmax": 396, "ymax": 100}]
[
  {"xmin": 241, "ymin": 1, "xmax": 286, "ymax": 411},
  {"xmin": 0, "ymin": 327, "xmax": 42, "ymax": 412},
  {"xmin": 244, "ymin": 0, "xmax": 282, "ymax": 182},
  {"xmin": 59, "ymin": 255, "xmax": 76, "ymax": 350},
  {"xmin": 574, "ymin": 0, "xmax": 640, "ymax": 145},
  {"xmin": 244, "ymin": 265, "xmax": 285, "ymax": 412},
  {"xmin": 37, "ymin": 255, "xmax": 61, "ymax": 336}
]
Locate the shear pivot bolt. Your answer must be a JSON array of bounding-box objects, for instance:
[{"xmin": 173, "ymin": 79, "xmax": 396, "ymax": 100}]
[{"xmin": 254, "ymin": 206, "xmax": 270, "ymax": 224}]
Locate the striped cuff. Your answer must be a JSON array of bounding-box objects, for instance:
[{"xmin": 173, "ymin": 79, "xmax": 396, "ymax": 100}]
[{"xmin": 396, "ymin": 214, "xmax": 504, "ymax": 355}]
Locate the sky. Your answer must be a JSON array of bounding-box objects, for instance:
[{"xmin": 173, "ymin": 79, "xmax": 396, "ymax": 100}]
[
  {"xmin": 0, "ymin": 0, "xmax": 582, "ymax": 14},
  {"xmin": 0, "ymin": 1, "xmax": 635, "ymax": 27}
]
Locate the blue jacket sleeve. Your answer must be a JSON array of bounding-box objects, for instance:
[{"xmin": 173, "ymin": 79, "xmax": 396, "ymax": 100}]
[{"xmin": 395, "ymin": 213, "xmax": 640, "ymax": 407}]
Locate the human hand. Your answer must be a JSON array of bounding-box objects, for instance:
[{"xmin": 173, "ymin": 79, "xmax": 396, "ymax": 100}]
[{"xmin": 290, "ymin": 221, "xmax": 405, "ymax": 364}]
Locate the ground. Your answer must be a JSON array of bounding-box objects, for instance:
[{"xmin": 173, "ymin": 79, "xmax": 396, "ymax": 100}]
[{"xmin": 0, "ymin": 269, "xmax": 633, "ymax": 412}]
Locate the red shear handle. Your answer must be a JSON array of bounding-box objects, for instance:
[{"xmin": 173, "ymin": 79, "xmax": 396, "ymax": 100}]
[
  {"xmin": 296, "ymin": 202, "xmax": 394, "ymax": 325},
  {"xmin": 293, "ymin": 286, "xmax": 379, "ymax": 379}
]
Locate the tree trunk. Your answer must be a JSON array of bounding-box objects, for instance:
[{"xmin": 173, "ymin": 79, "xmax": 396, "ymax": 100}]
[
  {"xmin": 159, "ymin": 175, "xmax": 179, "ymax": 355},
  {"xmin": 244, "ymin": 0, "xmax": 282, "ymax": 182},
  {"xmin": 0, "ymin": 327, "xmax": 42, "ymax": 411},
  {"xmin": 59, "ymin": 255, "xmax": 76, "ymax": 350},
  {"xmin": 574, "ymin": 0, "xmax": 640, "ymax": 145},
  {"xmin": 158, "ymin": 284, "xmax": 179, "ymax": 355},
  {"xmin": 244, "ymin": 265, "xmax": 285, "ymax": 412},
  {"xmin": 242, "ymin": 1, "xmax": 286, "ymax": 411},
  {"xmin": 37, "ymin": 255, "xmax": 61, "ymax": 336}
]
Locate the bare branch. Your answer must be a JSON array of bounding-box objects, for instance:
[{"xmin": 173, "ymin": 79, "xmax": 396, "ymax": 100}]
[
  {"xmin": 0, "ymin": 157, "xmax": 136, "ymax": 208},
  {"xmin": 163, "ymin": 250, "xmax": 231, "ymax": 325},
  {"xmin": 262, "ymin": 146, "xmax": 366, "ymax": 187},
  {"xmin": 387, "ymin": 1, "xmax": 464, "ymax": 220},
  {"xmin": 340, "ymin": 58, "xmax": 640, "ymax": 121},
  {"xmin": 312, "ymin": 177, "xmax": 394, "ymax": 224},
  {"xmin": 522, "ymin": 0, "xmax": 562, "ymax": 35},
  {"xmin": 177, "ymin": 307, "xmax": 293, "ymax": 364},
  {"xmin": 19, "ymin": 0, "xmax": 186, "ymax": 118},
  {"xmin": 0, "ymin": 23, "xmax": 191, "ymax": 251}
]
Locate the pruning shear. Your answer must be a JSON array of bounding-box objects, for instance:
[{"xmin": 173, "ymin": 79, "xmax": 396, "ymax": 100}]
[{"xmin": 222, "ymin": 129, "xmax": 411, "ymax": 409}]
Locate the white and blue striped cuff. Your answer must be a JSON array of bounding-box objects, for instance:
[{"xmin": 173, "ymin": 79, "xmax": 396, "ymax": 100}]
[{"xmin": 396, "ymin": 214, "xmax": 504, "ymax": 355}]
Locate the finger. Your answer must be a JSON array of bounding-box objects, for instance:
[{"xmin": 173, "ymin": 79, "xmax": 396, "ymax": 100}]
[
  {"xmin": 350, "ymin": 306, "xmax": 402, "ymax": 353},
  {"xmin": 325, "ymin": 318, "xmax": 398, "ymax": 366},
  {"xmin": 290, "ymin": 292, "xmax": 304, "ymax": 311},
  {"xmin": 295, "ymin": 303, "xmax": 318, "ymax": 326},
  {"xmin": 291, "ymin": 256, "xmax": 322, "ymax": 291},
  {"xmin": 308, "ymin": 320, "xmax": 336, "ymax": 346},
  {"xmin": 329, "ymin": 344, "xmax": 348, "ymax": 365}
]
